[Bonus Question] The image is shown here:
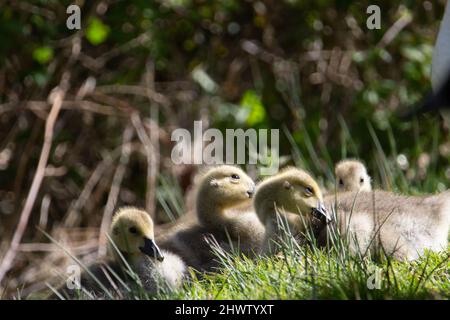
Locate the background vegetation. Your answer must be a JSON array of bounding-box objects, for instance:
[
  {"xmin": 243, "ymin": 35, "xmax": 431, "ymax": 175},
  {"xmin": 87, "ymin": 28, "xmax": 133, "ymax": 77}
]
[{"xmin": 0, "ymin": 0, "xmax": 448, "ymax": 298}]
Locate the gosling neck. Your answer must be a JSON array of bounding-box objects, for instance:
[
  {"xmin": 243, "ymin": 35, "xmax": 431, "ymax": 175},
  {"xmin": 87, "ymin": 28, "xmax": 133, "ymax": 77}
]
[
  {"xmin": 261, "ymin": 200, "xmax": 308, "ymax": 232},
  {"xmin": 110, "ymin": 248, "xmax": 144, "ymax": 268},
  {"xmin": 196, "ymin": 190, "xmax": 230, "ymax": 229}
]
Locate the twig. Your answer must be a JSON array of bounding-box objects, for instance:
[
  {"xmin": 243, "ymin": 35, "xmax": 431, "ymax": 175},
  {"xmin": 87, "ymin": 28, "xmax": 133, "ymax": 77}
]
[
  {"xmin": 95, "ymin": 84, "xmax": 170, "ymax": 106},
  {"xmin": 63, "ymin": 152, "xmax": 115, "ymax": 228},
  {"xmin": 0, "ymin": 100, "xmax": 126, "ymax": 117},
  {"xmin": 32, "ymin": 100, "xmax": 124, "ymax": 117},
  {"xmin": 95, "ymin": 84, "xmax": 174, "ymax": 119},
  {"xmin": 0, "ymin": 79, "xmax": 69, "ymax": 285},
  {"xmin": 376, "ymin": 10, "xmax": 412, "ymax": 48},
  {"xmin": 38, "ymin": 194, "xmax": 51, "ymax": 230},
  {"xmin": 17, "ymin": 241, "xmax": 98, "ymax": 253},
  {"xmin": 131, "ymin": 112, "xmax": 158, "ymax": 218},
  {"xmin": 12, "ymin": 121, "xmax": 43, "ymax": 209},
  {"xmin": 97, "ymin": 125, "xmax": 134, "ymax": 257},
  {"xmin": 148, "ymin": 113, "xmax": 160, "ymax": 217},
  {"xmin": 129, "ymin": 60, "xmax": 161, "ymax": 218},
  {"xmin": 9, "ymin": 0, "xmax": 56, "ymax": 20},
  {"xmin": 98, "ymin": 32, "xmax": 152, "ymax": 65},
  {"xmin": 77, "ymin": 32, "xmax": 152, "ymax": 71}
]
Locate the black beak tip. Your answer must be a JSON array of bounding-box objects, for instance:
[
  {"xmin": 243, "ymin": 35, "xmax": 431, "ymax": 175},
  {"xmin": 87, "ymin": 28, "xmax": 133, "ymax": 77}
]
[
  {"xmin": 312, "ymin": 206, "xmax": 332, "ymax": 224},
  {"xmin": 247, "ymin": 184, "xmax": 256, "ymax": 198},
  {"xmin": 140, "ymin": 238, "xmax": 165, "ymax": 261},
  {"xmin": 311, "ymin": 209, "xmax": 322, "ymax": 221}
]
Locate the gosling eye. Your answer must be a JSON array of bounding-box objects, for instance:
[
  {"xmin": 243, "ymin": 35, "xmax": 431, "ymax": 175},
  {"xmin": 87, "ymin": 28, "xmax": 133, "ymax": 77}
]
[
  {"xmin": 231, "ymin": 174, "xmax": 240, "ymax": 180},
  {"xmin": 360, "ymin": 178, "xmax": 364, "ymax": 184},
  {"xmin": 339, "ymin": 179, "xmax": 344, "ymax": 186},
  {"xmin": 305, "ymin": 186, "xmax": 314, "ymax": 196},
  {"xmin": 129, "ymin": 226, "xmax": 138, "ymax": 234}
]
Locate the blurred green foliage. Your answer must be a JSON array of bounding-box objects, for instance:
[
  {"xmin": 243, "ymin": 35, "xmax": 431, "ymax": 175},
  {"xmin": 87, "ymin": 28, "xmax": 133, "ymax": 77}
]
[
  {"xmin": 240, "ymin": 90, "xmax": 266, "ymax": 126},
  {"xmin": 0, "ymin": 0, "xmax": 449, "ymax": 216},
  {"xmin": 86, "ymin": 17, "xmax": 110, "ymax": 45},
  {"xmin": 32, "ymin": 46, "xmax": 53, "ymax": 64}
]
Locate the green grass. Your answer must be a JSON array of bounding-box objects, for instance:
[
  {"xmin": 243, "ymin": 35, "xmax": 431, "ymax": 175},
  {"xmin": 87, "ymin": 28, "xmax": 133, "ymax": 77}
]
[
  {"xmin": 89, "ymin": 224, "xmax": 448, "ymax": 300},
  {"xmin": 162, "ymin": 249, "xmax": 449, "ymax": 300},
  {"xmin": 48, "ymin": 216, "xmax": 448, "ymax": 300},
  {"xmin": 157, "ymin": 215, "xmax": 449, "ymax": 300},
  {"xmin": 37, "ymin": 121, "xmax": 449, "ymax": 300},
  {"xmin": 151, "ymin": 121, "xmax": 449, "ymax": 300}
]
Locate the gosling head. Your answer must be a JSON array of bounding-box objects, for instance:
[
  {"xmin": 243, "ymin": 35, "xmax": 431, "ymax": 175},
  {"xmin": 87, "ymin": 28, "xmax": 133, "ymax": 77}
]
[
  {"xmin": 335, "ymin": 159, "xmax": 371, "ymax": 192},
  {"xmin": 110, "ymin": 207, "xmax": 164, "ymax": 262},
  {"xmin": 254, "ymin": 167, "xmax": 331, "ymax": 224},
  {"xmin": 197, "ymin": 165, "xmax": 256, "ymax": 209}
]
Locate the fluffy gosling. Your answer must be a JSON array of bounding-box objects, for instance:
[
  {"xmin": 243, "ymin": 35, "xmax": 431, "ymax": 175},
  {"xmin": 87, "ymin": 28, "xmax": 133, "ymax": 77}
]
[
  {"xmin": 195, "ymin": 165, "xmax": 264, "ymax": 248},
  {"xmin": 334, "ymin": 159, "xmax": 371, "ymax": 192},
  {"xmin": 254, "ymin": 167, "xmax": 331, "ymax": 254},
  {"xmin": 109, "ymin": 207, "xmax": 186, "ymax": 294},
  {"xmin": 158, "ymin": 165, "xmax": 264, "ymax": 271},
  {"xmin": 57, "ymin": 207, "xmax": 186, "ymax": 298},
  {"xmin": 323, "ymin": 191, "xmax": 450, "ymax": 261}
]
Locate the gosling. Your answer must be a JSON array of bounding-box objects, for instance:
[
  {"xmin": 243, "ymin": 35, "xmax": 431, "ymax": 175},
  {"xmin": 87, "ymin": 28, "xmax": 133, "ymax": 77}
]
[
  {"xmin": 254, "ymin": 167, "xmax": 331, "ymax": 254},
  {"xmin": 157, "ymin": 165, "xmax": 265, "ymax": 271},
  {"xmin": 334, "ymin": 159, "xmax": 372, "ymax": 193},
  {"xmin": 323, "ymin": 190, "xmax": 450, "ymax": 261},
  {"xmin": 57, "ymin": 207, "xmax": 186, "ymax": 298},
  {"xmin": 255, "ymin": 168, "xmax": 449, "ymax": 261}
]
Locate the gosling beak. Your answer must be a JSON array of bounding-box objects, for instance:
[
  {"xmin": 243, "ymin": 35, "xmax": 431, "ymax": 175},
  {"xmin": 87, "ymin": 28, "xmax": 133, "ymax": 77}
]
[
  {"xmin": 246, "ymin": 184, "xmax": 256, "ymax": 198},
  {"xmin": 311, "ymin": 202, "xmax": 332, "ymax": 223},
  {"xmin": 139, "ymin": 237, "xmax": 164, "ymax": 262}
]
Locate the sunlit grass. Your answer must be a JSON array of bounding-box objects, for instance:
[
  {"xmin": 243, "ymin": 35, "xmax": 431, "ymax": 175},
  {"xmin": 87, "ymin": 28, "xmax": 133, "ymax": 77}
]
[
  {"xmin": 163, "ymin": 247, "xmax": 449, "ymax": 300},
  {"xmin": 36, "ymin": 121, "xmax": 449, "ymax": 300},
  {"xmin": 157, "ymin": 121, "xmax": 449, "ymax": 300},
  {"xmin": 159, "ymin": 214, "xmax": 449, "ymax": 300}
]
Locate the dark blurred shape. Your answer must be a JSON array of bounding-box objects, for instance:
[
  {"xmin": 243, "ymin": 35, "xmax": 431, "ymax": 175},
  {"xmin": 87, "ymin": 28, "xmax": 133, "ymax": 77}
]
[{"xmin": 400, "ymin": 69, "xmax": 450, "ymax": 120}]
